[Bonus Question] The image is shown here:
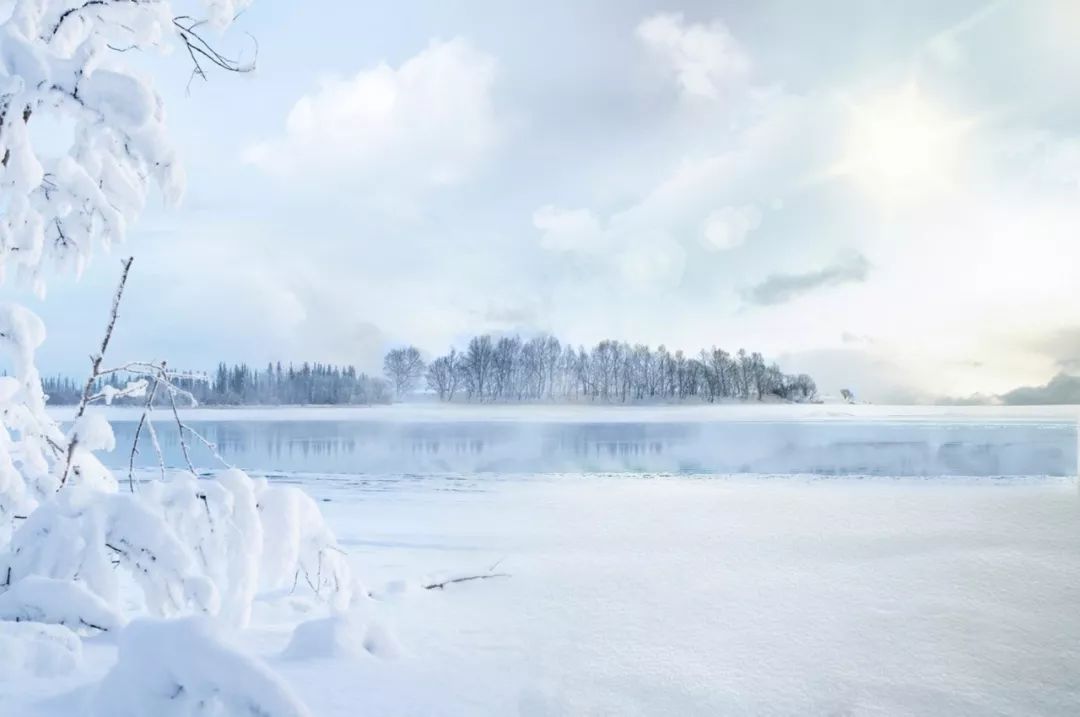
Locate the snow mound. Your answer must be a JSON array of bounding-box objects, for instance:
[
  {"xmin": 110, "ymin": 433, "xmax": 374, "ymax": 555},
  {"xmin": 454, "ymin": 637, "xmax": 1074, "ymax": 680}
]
[
  {"xmin": 0, "ymin": 620, "xmax": 82, "ymax": 678},
  {"xmin": 256, "ymin": 481, "xmax": 353, "ymax": 611},
  {"xmin": 0, "ymin": 576, "xmax": 124, "ymax": 632},
  {"xmin": 92, "ymin": 616, "xmax": 311, "ymax": 717},
  {"xmin": 282, "ymin": 615, "xmax": 400, "ymax": 660}
]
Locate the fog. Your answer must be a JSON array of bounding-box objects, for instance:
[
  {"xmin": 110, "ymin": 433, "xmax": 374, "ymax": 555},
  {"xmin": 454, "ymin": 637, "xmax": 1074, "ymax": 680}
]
[{"xmin": 71, "ymin": 405, "xmax": 1079, "ymax": 477}]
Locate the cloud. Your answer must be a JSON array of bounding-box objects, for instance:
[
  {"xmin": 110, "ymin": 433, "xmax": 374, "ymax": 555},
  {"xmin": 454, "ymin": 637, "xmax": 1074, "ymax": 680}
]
[
  {"xmin": 701, "ymin": 204, "xmax": 761, "ymax": 250},
  {"xmin": 999, "ymin": 372, "xmax": 1080, "ymax": 405},
  {"xmin": 616, "ymin": 235, "xmax": 686, "ymax": 290},
  {"xmin": 533, "ymin": 206, "xmax": 606, "ymax": 254},
  {"xmin": 636, "ymin": 13, "xmax": 749, "ymax": 99},
  {"xmin": 744, "ymin": 252, "xmax": 871, "ymax": 307},
  {"xmin": 840, "ymin": 331, "xmax": 876, "ymax": 345},
  {"xmin": 1026, "ymin": 326, "xmax": 1080, "ymax": 371},
  {"xmin": 530, "ymin": 90, "xmax": 832, "ymax": 293},
  {"xmin": 245, "ymin": 38, "xmax": 500, "ymax": 186}
]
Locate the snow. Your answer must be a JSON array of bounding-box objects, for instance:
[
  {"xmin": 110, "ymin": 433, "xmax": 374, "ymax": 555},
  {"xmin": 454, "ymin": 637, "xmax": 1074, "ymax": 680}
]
[
  {"xmin": 280, "ymin": 614, "xmax": 400, "ymax": 661},
  {"xmin": 0, "ymin": 620, "xmax": 83, "ymax": 678},
  {"xmin": 0, "ymin": 576, "xmax": 124, "ymax": 632},
  {"xmin": 5, "ymin": 468, "xmax": 1079, "ymax": 715},
  {"xmin": 292, "ymin": 473, "xmax": 1080, "ymax": 715},
  {"xmin": 91, "ymin": 616, "xmax": 311, "ymax": 717},
  {"xmin": 0, "ymin": 1, "xmax": 353, "ymax": 713}
]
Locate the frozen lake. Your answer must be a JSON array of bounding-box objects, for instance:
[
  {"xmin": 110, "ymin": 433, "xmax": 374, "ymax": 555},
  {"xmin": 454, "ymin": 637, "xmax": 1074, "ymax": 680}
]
[
  {"xmin": 62, "ymin": 404, "xmax": 1080, "ymax": 477},
  {"xmin": 299, "ymin": 474, "xmax": 1080, "ymax": 716},
  {"xmin": 14, "ymin": 405, "xmax": 1079, "ymax": 715}
]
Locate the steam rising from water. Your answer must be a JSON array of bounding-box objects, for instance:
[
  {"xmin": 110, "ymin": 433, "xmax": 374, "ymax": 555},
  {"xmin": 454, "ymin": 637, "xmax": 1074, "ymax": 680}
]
[{"xmin": 94, "ymin": 409, "xmax": 1078, "ymax": 477}]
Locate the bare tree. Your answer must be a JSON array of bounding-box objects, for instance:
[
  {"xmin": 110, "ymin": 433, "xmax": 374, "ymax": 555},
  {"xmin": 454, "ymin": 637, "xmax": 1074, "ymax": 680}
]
[
  {"xmin": 463, "ymin": 335, "xmax": 495, "ymax": 401},
  {"xmin": 426, "ymin": 353, "xmax": 457, "ymax": 401},
  {"xmin": 383, "ymin": 347, "xmax": 425, "ymax": 399}
]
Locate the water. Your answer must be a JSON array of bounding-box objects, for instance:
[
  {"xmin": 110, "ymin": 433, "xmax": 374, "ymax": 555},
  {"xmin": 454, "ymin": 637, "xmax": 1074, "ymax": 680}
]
[{"xmin": 87, "ymin": 406, "xmax": 1078, "ymax": 477}]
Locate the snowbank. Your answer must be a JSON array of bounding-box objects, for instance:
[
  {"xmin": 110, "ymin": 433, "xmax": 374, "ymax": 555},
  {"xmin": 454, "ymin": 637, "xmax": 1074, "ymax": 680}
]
[
  {"xmin": 92, "ymin": 617, "xmax": 310, "ymax": 717},
  {"xmin": 0, "ymin": 620, "xmax": 82, "ymax": 678}
]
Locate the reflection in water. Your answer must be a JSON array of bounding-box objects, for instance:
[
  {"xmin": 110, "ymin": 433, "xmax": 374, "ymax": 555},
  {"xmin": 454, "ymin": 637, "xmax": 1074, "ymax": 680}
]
[{"xmin": 99, "ymin": 419, "xmax": 1078, "ymax": 477}]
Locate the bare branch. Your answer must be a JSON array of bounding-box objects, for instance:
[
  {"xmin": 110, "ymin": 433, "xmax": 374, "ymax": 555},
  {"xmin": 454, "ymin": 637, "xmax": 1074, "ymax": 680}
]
[
  {"xmin": 173, "ymin": 14, "xmax": 257, "ymax": 93},
  {"xmin": 423, "ymin": 573, "xmax": 510, "ymax": 590},
  {"xmin": 60, "ymin": 256, "xmax": 133, "ymax": 489},
  {"xmin": 118, "ymin": 360, "xmax": 228, "ymax": 480},
  {"xmin": 145, "ymin": 407, "xmax": 165, "ymax": 481},
  {"xmin": 127, "ymin": 375, "xmax": 159, "ymax": 493},
  {"xmin": 164, "ymin": 366, "xmax": 195, "ymax": 474}
]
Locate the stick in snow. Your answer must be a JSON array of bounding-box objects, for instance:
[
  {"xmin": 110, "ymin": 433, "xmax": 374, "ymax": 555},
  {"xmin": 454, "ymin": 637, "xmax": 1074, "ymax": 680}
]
[{"xmin": 423, "ymin": 573, "xmax": 510, "ymax": 590}]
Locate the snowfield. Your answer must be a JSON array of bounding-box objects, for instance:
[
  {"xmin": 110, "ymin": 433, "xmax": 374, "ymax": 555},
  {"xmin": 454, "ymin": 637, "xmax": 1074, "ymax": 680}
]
[{"xmin": 5, "ymin": 469, "xmax": 1080, "ymax": 716}]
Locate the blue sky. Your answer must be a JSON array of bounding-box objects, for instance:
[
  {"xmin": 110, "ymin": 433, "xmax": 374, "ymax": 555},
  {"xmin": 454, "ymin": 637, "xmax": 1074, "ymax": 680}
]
[{"xmin": 19, "ymin": 0, "xmax": 1080, "ymax": 401}]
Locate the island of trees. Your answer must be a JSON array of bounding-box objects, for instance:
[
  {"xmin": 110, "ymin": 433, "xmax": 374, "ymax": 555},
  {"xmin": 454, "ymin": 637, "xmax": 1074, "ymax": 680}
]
[{"xmin": 387, "ymin": 334, "xmax": 817, "ymax": 404}]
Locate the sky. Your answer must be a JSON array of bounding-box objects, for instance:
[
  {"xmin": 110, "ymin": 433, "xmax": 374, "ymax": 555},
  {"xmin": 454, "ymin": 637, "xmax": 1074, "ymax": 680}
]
[{"xmin": 17, "ymin": 0, "xmax": 1080, "ymax": 402}]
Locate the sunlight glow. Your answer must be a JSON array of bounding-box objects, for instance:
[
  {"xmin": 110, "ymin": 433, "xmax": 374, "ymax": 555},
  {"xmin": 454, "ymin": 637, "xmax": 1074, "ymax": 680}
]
[{"xmin": 836, "ymin": 84, "xmax": 969, "ymax": 203}]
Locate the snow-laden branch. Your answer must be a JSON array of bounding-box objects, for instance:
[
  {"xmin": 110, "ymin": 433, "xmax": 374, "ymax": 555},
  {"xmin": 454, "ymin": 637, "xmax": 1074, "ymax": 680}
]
[{"xmin": 0, "ymin": 0, "xmax": 253, "ymax": 291}]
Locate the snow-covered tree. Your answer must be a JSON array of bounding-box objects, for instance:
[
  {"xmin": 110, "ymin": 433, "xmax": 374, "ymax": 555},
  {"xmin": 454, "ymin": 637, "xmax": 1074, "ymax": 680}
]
[{"xmin": 0, "ymin": 2, "xmax": 351, "ymax": 712}]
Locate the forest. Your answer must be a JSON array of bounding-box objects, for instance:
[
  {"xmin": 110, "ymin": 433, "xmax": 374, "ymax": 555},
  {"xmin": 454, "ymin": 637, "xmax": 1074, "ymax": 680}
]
[{"xmin": 43, "ymin": 362, "xmax": 392, "ymax": 406}]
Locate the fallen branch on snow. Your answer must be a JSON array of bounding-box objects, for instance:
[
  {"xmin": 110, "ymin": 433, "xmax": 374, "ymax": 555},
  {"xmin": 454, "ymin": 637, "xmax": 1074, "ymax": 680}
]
[{"xmin": 423, "ymin": 573, "xmax": 510, "ymax": 590}]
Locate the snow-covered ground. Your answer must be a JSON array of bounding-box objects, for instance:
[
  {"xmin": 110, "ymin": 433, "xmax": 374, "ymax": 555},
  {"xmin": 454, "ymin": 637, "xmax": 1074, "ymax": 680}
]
[{"xmin": 6, "ymin": 470, "xmax": 1080, "ymax": 715}]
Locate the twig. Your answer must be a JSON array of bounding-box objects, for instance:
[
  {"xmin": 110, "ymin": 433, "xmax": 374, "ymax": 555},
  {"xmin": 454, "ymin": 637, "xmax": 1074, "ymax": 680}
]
[
  {"xmin": 173, "ymin": 14, "xmax": 257, "ymax": 93},
  {"xmin": 145, "ymin": 405, "xmax": 165, "ymax": 481},
  {"xmin": 164, "ymin": 368, "xmax": 195, "ymax": 473},
  {"xmin": 60, "ymin": 257, "xmax": 133, "ymax": 489},
  {"xmin": 127, "ymin": 376, "xmax": 159, "ymax": 492},
  {"xmin": 116, "ymin": 359, "xmax": 227, "ymax": 480},
  {"xmin": 179, "ymin": 423, "xmax": 232, "ymax": 469},
  {"xmin": 423, "ymin": 573, "xmax": 510, "ymax": 590}
]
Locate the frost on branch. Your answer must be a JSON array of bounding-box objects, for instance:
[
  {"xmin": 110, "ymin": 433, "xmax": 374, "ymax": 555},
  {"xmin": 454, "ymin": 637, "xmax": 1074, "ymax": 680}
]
[{"xmin": 92, "ymin": 616, "xmax": 311, "ymax": 717}]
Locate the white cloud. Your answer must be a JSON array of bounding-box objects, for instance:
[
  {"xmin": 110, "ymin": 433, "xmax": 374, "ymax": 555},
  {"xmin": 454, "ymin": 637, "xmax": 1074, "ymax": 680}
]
[
  {"xmin": 532, "ymin": 203, "xmax": 684, "ymax": 289},
  {"xmin": 530, "ymin": 92, "xmax": 828, "ymax": 293},
  {"xmin": 636, "ymin": 13, "xmax": 749, "ymax": 99},
  {"xmin": 616, "ymin": 235, "xmax": 686, "ymax": 290},
  {"xmin": 701, "ymin": 204, "xmax": 761, "ymax": 251},
  {"xmin": 532, "ymin": 205, "xmax": 606, "ymax": 253},
  {"xmin": 245, "ymin": 38, "xmax": 500, "ymax": 186}
]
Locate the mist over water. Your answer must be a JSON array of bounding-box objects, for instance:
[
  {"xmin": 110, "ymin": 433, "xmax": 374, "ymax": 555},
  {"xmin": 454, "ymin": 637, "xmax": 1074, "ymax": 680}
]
[{"xmin": 98, "ymin": 410, "xmax": 1078, "ymax": 477}]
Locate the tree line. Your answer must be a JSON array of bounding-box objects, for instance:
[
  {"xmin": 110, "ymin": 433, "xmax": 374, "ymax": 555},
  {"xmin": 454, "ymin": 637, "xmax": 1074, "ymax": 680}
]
[
  {"xmin": 42, "ymin": 362, "xmax": 392, "ymax": 406},
  {"xmin": 385, "ymin": 335, "xmax": 818, "ymax": 404}
]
